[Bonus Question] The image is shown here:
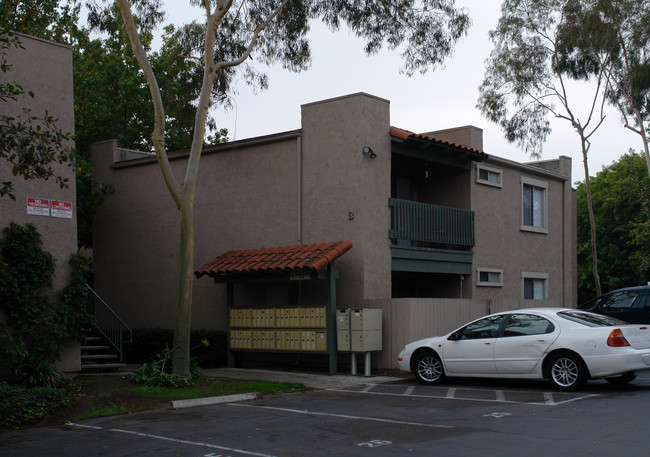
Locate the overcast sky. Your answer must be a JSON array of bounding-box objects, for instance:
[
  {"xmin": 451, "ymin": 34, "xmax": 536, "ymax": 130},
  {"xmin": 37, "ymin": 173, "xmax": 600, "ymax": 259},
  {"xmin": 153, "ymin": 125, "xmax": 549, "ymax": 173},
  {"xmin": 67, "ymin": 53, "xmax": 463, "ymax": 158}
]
[{"xmin": 159, "ymin": 0, "xmax": 641, "ymax": 185}]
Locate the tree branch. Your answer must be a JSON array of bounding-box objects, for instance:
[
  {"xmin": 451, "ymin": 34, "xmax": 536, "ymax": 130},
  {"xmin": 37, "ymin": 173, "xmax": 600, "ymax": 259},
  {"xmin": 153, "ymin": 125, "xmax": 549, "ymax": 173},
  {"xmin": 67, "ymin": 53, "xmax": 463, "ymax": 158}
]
[{"xmin": 115, "ymin": 0, "xmax": 183, "ymax": 208}]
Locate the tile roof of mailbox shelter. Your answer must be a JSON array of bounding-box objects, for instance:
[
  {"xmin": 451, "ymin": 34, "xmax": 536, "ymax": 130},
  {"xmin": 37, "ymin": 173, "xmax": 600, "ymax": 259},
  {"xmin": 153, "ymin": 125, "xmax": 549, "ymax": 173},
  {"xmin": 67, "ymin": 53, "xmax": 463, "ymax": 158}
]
[{"xmin": 195, "ymin": 241, "xmax": 353, "ymax": 280}]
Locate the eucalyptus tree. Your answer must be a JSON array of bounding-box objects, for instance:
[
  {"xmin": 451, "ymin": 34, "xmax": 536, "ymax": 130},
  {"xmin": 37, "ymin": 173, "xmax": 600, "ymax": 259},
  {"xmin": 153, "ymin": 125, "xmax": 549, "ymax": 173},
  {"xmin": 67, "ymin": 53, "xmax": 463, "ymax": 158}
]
[
  {"xmin": 76, "ymin": 3, "xmax": 226, "ymax": 247},
  {"xmin": 113, "ymin": 0, "xmax": 472, "ymax": 377},
  {"xmin": 477, "ymin": 0, "xmax": 607, "ymax": 296},
  {"xmin": 556, "ymin": 0, "xmax": 650, "ymax": 179}
]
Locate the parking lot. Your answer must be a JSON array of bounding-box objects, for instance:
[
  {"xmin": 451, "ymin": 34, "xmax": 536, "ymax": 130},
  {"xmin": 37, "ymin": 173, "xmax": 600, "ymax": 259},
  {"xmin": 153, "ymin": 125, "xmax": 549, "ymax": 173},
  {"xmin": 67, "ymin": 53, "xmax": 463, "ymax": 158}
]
[{"xmin": 3, "ymin": 372, "xmax": 650, "ymax": 457}]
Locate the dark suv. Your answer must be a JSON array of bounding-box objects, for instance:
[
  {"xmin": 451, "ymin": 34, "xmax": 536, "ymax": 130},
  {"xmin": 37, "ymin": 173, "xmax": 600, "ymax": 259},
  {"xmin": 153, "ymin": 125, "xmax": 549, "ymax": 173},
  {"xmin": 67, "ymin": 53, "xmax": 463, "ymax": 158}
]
[{"xmin": 579, "ymin": 286, "xmax": 650, "ymax": 324}]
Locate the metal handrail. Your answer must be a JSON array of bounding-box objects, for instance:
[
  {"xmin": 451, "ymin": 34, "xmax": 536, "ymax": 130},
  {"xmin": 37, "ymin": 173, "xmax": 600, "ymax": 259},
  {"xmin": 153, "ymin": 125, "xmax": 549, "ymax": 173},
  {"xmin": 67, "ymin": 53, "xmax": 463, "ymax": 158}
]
[{"xmin": 84, "ymin": 283, "xmax": 132, "ymax": 362}]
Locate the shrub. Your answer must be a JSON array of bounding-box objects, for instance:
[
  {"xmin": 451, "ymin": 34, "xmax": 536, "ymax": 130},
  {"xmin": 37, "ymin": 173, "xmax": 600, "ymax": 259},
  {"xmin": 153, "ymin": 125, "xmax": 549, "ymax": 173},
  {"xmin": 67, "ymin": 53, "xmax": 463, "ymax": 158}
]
[
  {"xmin": 0, "ymin": 223, "xmax": 92, "ymax": 384},
  {"xmin": 0, "ymin": 382, "xmax": 70, "ymax": 428},
  {"xmin": 129, "ymin": 344, "xmax": 204, "ymax": 387}
]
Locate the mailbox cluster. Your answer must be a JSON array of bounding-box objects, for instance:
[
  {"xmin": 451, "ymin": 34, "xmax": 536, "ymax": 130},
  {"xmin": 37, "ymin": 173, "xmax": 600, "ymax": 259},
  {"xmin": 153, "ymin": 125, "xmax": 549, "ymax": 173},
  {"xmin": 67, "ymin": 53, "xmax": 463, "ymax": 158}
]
[
  {"xmin": 229, "ymin": 306, "xmax": 327, "ymax": 352},
  {"xmin": 336, "ymin": 308, "xmax": 382, "ymax": 352}
]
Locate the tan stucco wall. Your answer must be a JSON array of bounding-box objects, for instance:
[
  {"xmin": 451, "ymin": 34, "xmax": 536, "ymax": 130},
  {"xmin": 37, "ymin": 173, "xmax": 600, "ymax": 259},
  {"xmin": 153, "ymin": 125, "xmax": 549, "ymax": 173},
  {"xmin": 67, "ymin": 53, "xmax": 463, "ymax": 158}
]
[
  {"xmin": 92, "ymin": 93, "xmax": 395, "ymax": 330},
  {"xmin": 92, "ymin": 132, "xmax": 302, "ymax": 330},
  {"xmin": 0, "ymin": 33, "xmax": 79, "ymax": 371},
  {"xmin": 300, "ymin": 93, "xmax": 392, "ymax": 305},
  {"xmin": 424, "ymin": 125, "xmax": 484, "ymax": 151},
  {"xmin": 470, "ymin": 156, "xmax": 577, "ymax": 305}
]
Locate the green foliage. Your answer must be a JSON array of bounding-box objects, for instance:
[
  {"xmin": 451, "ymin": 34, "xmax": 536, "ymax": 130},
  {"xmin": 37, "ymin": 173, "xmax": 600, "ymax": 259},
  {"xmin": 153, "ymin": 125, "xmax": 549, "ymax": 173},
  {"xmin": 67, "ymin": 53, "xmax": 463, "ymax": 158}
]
[
  {"xmin": 477, "ymin": 0, "xmax": 612, "ymax": 159},
  {"xmin": 0, "ymin": 223, "xmax": 93, "ymax": 384},
  {"xmin": 0, "ymin": 0, "xmax": 80, "ymax": 44},
  {"xmin": 555, "ymin": 0, "xmax": 650, "ymax": 133},
  {"xmin": 129, "ymin": 344, "xmax": 204, "ymax": 387},
  {"xmin": 477, "ymin": 0, "xmax": 562, "ymax": 157},
  {"xmin": 71, "ymin": 5, "xmax": 229, "ymax": 248},
  {"xmin": 0, "ymin": 381, "xmax": 70, "ymax": 428},
  {"xmin": 577, "ymin": 150, "xmax": 650, "ymax": 302}
]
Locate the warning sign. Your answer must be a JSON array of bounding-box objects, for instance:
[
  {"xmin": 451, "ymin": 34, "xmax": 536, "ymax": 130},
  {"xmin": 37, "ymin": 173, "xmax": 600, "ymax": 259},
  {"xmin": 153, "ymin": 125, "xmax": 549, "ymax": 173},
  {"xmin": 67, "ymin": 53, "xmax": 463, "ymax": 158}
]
[
  {"xmin": 51, "ymin": 200, "xmax": 73, "ymax": 219},
  {"xmin": 26, "ymin": 197, "xmax": 50, "ymax": 216}
]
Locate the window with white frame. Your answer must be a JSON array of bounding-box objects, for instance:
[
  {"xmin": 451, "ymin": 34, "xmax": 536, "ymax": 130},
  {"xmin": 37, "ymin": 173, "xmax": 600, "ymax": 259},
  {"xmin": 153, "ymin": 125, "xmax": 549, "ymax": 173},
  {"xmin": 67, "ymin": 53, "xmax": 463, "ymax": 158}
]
[
  {"xmin": 477, "ymin": 268, "xmax": 503, "ymax": 287},
  {"xmin": 521, "ymin": 177, "xmax": 548, "ymax": 233},
  {"xmin": 522, "ymin": 272, "xmax": 548, "ymax": 299},
  {"xmin": 476, "ymin": 164, "xmax": 502, "ymax": 188}
]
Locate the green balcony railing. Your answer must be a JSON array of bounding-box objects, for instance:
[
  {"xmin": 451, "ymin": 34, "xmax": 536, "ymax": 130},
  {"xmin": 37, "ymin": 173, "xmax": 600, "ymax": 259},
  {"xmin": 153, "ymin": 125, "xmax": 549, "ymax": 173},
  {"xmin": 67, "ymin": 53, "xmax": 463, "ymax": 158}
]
[{"xmin": 389, "ymin": 198, "xmax": 475, "ymax": 247}]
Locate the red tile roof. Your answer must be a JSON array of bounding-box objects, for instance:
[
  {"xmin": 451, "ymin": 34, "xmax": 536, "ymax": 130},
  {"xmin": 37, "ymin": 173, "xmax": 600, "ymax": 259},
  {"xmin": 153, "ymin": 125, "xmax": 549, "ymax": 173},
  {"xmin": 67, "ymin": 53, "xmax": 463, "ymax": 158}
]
[
  {"xmin": 390, "ymin": 126, "xmax": 486, "ymax": 158},
  {"xmin": 195, "ymin": 241, "xmax": 353, "ymax": 279}
]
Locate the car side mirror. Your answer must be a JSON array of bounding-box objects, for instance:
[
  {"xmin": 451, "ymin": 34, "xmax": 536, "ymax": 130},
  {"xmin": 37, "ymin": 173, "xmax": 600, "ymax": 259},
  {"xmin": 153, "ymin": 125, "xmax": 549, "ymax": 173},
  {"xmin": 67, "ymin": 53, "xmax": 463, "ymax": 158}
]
[{"xmin": 448, "ymin": 332, "xmax": 460, "ymax": 341}]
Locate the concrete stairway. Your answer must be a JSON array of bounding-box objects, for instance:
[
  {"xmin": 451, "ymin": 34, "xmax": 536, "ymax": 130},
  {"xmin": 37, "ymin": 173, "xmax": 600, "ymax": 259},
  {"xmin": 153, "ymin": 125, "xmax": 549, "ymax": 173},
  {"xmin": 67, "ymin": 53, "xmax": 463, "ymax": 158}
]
[{"xmin": 81, "ymin": 333, "xmax": 126, "ymax": 372}]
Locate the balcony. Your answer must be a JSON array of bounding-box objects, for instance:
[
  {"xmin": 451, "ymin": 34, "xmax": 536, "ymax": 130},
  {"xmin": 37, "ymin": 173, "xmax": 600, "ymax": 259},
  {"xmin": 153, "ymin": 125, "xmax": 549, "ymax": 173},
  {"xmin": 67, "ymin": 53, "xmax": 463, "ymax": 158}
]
[
  {"xmin": 389, "ymin": 198, "xmax": 475, "ymax": 247},
  {"xmin": 388, "ymin": 198, "xmax": 474, "ymax": 274}
]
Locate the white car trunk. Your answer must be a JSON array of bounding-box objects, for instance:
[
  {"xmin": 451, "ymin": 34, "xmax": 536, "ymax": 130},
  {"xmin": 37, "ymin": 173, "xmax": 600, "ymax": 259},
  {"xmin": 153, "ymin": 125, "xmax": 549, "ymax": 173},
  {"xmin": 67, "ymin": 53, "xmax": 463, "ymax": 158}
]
[{"xmin": 622, "ymin": 325, "xmax": 650, "ymax": 349}]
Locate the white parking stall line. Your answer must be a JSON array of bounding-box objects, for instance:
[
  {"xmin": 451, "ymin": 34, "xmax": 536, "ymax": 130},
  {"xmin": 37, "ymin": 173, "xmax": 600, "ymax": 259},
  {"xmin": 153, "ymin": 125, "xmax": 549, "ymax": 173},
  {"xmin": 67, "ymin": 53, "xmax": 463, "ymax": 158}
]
[
  {"xmin": 403, "ymin": 386, "xmax": 415, "ymax": 396},
  {"xmin": 328, "ymin": 387, "xmax": 600, "ymax": 406},
  {"xmin": 66, "ymin": 422, "xmax": 278, "ymax": 457},
  {"xmin": 361, "ymin": 384, "xmax": 375, "ymax": 393},
  {"xmin": 541, "ymin": 393, "xmax": 600, "ymax": 406},
  {"xmin": 232, "ymin": 404, "xmax": 455, "ymax": 429}
]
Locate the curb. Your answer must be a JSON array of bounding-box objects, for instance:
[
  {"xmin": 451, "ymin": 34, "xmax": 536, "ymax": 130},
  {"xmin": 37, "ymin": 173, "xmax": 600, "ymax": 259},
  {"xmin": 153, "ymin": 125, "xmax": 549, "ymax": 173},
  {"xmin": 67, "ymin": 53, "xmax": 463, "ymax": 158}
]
[{"xmin": 168, "ymin": 392, "xmax": 259, "ymax": 409}]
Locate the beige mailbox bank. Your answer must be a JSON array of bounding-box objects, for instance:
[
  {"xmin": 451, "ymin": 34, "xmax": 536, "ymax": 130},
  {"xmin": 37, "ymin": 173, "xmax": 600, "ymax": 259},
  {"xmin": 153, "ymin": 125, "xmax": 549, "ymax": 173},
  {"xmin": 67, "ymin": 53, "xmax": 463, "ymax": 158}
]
[{"xmin": 336, "ymin": 308, "xmax": 382, "ymax": 375}]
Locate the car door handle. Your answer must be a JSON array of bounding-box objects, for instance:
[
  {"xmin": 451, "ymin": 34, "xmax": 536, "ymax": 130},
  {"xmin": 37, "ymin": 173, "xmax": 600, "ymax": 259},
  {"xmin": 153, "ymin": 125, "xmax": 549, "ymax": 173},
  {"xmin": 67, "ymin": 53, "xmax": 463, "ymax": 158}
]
[{"xmin": 537, "ymin": 339, "xmax": 546, "ymax": 342}]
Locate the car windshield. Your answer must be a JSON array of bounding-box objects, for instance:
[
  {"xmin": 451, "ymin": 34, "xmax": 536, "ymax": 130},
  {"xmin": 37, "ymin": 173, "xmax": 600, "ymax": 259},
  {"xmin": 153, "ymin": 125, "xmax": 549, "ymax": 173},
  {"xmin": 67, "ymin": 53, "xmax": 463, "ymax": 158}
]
[{"xmin": 558, "ymin": 310, "xmax": 629, "ymax": 327}]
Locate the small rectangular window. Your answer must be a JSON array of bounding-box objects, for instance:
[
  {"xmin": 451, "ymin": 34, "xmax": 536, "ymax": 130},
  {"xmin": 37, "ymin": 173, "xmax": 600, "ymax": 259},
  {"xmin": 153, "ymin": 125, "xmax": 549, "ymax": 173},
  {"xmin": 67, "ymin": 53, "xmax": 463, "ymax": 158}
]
[
  {"xmin": 522, "ymin": 272, "xmax": 548, "ymax": 299},
  {"xmin": 476, "ymin": 165, "xmax": 502, "ymax": 188},
  {"xmin": 477, "ymin": 268, "xmax": 503, "ymax": 287}
]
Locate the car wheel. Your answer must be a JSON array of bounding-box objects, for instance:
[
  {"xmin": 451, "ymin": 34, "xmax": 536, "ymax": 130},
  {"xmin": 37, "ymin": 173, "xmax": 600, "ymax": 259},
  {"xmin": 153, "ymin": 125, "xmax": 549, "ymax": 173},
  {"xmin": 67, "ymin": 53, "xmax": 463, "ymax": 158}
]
[
  {"xmin": 547, "ymin": 352, "xmax": 587, "ymax": 391},
  {"xmin": 413, "ymin": 351, "xmax": 445, "ymax": 385},
  {"xmin": 605, "ymin": 372, "xmax": 637, "ymax": 385}
]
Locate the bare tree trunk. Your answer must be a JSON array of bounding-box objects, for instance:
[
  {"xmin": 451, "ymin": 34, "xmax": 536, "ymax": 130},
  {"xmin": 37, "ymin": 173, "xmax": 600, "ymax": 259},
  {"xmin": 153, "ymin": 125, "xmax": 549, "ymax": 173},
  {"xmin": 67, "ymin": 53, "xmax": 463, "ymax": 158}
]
[
  {"xmin": 632, "ymin": 108, "xmax": 650, "ymax": 180},
  {"xmin": 172, "ymin": 200, "xmax": 194, "ymax": 377},
  {"xmin": 116, "ymin": 0, "xmax": 289, "ymax": 377},
  {"xmin": 580, "ymin": 136, "xmax": 602, "ymax": 296}
]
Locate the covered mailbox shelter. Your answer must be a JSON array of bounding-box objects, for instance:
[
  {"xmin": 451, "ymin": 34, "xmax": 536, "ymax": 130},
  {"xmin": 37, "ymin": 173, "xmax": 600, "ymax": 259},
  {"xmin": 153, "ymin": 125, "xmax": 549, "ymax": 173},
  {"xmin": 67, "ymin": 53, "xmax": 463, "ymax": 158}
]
[{"xmin": 195, "ymin": 241, "xmax": 353, "ymax": 375}]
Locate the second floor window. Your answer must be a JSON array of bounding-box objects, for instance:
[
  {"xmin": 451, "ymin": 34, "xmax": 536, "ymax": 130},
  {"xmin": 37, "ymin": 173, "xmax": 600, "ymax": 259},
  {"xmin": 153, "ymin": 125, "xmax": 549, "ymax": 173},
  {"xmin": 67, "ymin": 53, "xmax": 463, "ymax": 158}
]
[
  {"xmin": 521, "ymin": 177, "xmax": 548, "ymax": 233},
  {"xmin": 476, "ymin": 164, "xmax": 502, "ymax": 188}
]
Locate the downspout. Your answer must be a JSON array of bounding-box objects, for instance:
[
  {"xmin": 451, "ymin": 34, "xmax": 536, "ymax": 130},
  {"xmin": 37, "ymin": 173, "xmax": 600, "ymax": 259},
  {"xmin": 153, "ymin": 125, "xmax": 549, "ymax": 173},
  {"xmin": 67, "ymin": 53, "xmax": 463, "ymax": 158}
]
[
  {"xmin": 296, "ymin": 134, "xmax": 303, "ymax": 245},
  {"xmin": 562, "ymin": 179, "xmax": 567, "ymax": 307}
]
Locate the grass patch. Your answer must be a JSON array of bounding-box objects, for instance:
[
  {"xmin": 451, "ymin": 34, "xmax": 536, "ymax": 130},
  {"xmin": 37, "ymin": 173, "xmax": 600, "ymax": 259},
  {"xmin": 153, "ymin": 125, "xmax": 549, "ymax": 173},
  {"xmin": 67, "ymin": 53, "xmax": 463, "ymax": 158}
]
[
  {"xmin": 62, "ymin": 376, "xmax": 309, "ymax": 423},
  {"xmin": 121, "ymin": 379, "xmax": 307, "ymax": 401},
  {"xmin": 2, "ymin": 375, "xmax": 310, "ymax": 428},
  {"xmin": 68, "ymin": 404, "xmax": 157, "ymax": 422}
]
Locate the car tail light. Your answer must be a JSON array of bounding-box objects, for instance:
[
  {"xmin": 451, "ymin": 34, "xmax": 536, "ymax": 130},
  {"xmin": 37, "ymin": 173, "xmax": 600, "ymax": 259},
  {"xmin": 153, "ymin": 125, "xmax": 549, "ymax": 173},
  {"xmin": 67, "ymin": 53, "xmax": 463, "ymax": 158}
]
[{"xmin": 607, "ymin": 328, "xmax": 631, "ymax": 347}]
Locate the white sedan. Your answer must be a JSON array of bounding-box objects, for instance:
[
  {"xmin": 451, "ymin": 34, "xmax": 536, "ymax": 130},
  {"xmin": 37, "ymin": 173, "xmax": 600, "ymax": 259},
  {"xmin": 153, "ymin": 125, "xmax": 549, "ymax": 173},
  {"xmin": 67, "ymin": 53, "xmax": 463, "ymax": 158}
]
[{"xmin": 396, "ymin": 308, "xmax": 650, "ymax": 391}]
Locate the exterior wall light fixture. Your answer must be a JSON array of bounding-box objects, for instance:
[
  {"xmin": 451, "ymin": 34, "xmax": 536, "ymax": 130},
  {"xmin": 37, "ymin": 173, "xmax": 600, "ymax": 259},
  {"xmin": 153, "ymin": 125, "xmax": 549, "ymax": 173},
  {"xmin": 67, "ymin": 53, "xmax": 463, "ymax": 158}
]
[{"xmin": 363, "ymin": 146, "xmax": 377, "ymax": 159}]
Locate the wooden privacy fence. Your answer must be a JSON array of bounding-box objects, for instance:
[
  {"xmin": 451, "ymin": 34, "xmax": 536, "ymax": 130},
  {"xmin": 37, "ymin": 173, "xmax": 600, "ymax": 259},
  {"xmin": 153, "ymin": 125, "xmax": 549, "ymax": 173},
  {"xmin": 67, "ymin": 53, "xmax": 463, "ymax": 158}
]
[{"xmin": 364, "ymin": 298, "xmax": 561, "ymax": 369}]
